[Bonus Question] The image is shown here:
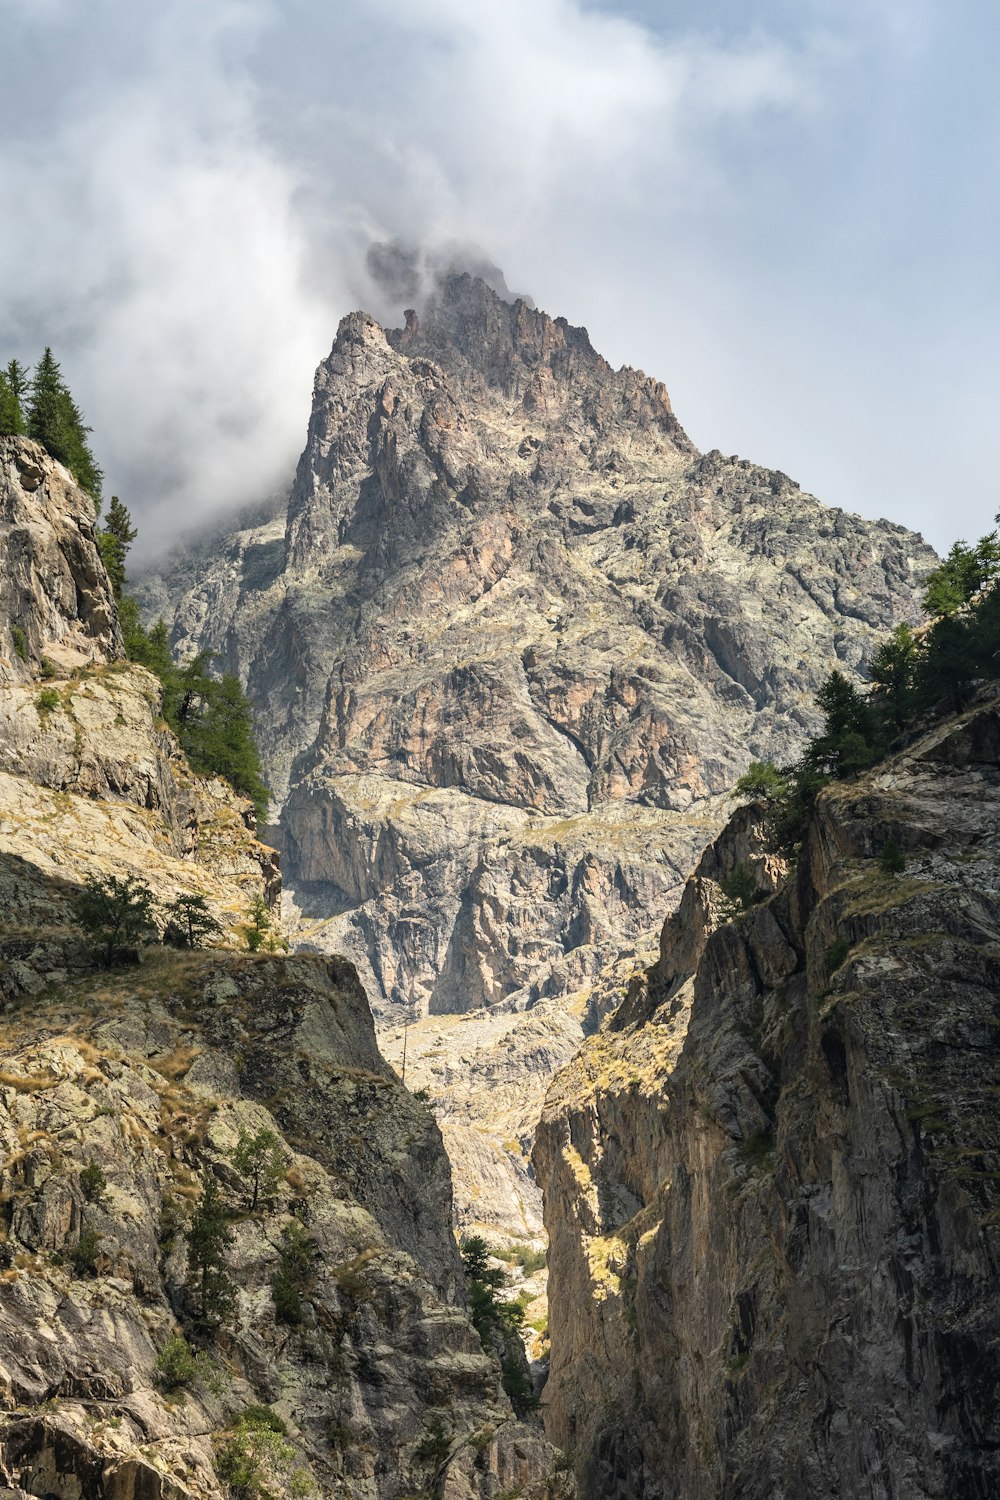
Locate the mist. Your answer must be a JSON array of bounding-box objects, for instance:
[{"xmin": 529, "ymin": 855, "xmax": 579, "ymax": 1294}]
[{"xmin": 1, "ymin": 0, "xmax": 997, "ymax": 557}]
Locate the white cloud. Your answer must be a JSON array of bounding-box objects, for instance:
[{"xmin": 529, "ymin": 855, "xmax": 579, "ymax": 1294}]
[{"xmin": 0, "ymin": 0, "xmax": 996, "ymax": 554}]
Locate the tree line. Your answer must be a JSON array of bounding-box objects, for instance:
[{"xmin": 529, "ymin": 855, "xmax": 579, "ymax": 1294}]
[
  {"xmin": 737, "ymin": 515, "xmax": 1000, "ymax": 850},
  {"xmin": 3, "ymin": 348, "xmax": 268, "ymax": 818}
]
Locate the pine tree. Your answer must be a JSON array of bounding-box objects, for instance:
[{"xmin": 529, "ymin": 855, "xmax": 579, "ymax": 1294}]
[
  {"xmin": 230, "ymin": 1126, "xmax": 284, "ymax": 1210},
  {"xmin": 922, "ymin": 535, "xmax": 1000, "ymax": 617},
  {"xmin": 97, "ymin": 495, "xmax": 137, "ymax": 598},
  {"xmin": 6, "ymin": 359, "xmax": 29, "ymax": 402},
  {"xmin": 805, "ymin": 670, "xmax": 879, "ymax": 777},
  {"xmin": 0, "ymin": 371, "xmax": 24, "ymax": 436},
  {"xmin": 26, "ymin": 348, "xmax": 103, "ymax": 506},
  {"xmin": 270, "ymin": 1219, "xmax": 315, "ymax": 1326},
  {"xmin": 176, "ymin": 660, "xmax": 269, "ymax": 818},
  {"xmin": 186, "ymin": 1177, "xmax": 236, "ymax": 1326},
  {"xmin": 869, "ymin": 623, "xmax": 917, "ymax": 732},
  {"xmin": 163, "ymin": 892, "xmax": 223, "ymax": 949}
]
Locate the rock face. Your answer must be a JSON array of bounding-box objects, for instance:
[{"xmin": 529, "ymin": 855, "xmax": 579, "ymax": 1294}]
[
  {"xmin": 0, "ymin": 439, "xmax": 571, "ymax": 1498},
  {"xmin": 0, "ymin": 953, "xmax": 571, "ymax": 1500},
  {"xmin": 534, "ymin": 697, "xmax": 1000, "ymax": 1498},
  {"xmin": 139, "ymin": 269, "xmax": 936, "ymax": 1231},
  {"xmin": 0, "ymin": 438, "xmax": 279, "ymax": 1001},
  {"xmin": 146, "ymin": 270, "xmax": 935, "ymax": 1022},
  {"xmin": 0, "ymin": 436, "xmax": 121, "ymax": 684}
]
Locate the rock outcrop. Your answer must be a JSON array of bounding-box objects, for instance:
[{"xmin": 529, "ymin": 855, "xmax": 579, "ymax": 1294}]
[
  {"xmin": 0, "ymin": 438, "xmax": 279, "ymax": 1002},
  {"xmin": 1, "ymin": 437, "xmax": 121, "ymax": 684},
  {"xmin": 0, "ymin": 953, "xmax": 572, "ymax": 1500},
  {"xmin": 0, "ymin": 437, "xmax": 572, "ymax": 1498},
  {"xmin": 535, "ymin": 697, "xmax": 1000, "ymax": 1498},
  {"xmin": 138, "ymin": 268, "xmax": 937, "ymax": 1232}
]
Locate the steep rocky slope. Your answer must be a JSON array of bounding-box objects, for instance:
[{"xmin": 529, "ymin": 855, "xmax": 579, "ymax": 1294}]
[
  {"xmin": 0, "ymin": 438, "xmax": 279, "ymax": 1004},
  {"xmin": 0, "ymin": 953, "xmax": 572, "ymax": 1500},
  {"xmin": 139, "ymin": 270, "xmax": 937, "ymax": 1230},
  {"xmin": 0, "ymin": 439, "xmax": 572, "ymax": 1499},
  {"xmin": 535, "ymin": 697, "xmax": 1000, "ymax": 1498}
]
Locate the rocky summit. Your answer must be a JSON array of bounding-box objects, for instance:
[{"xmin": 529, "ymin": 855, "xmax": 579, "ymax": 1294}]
[{"xmin": 141, "ymin": 269, "xmax": 937, "ymax": 1233}]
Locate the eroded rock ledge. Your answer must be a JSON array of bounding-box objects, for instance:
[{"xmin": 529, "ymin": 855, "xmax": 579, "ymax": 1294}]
[{"xmin": 535, "ymin": 699, "xmax": 1000, "ymax": 1499}]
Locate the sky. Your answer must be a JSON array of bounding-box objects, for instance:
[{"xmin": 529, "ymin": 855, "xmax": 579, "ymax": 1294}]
[{"xmin": 1, "ymin": 0, "xmax": 997, "ymax": 559}]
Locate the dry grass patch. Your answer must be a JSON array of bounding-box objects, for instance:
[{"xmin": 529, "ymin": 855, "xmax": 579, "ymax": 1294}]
[
  {"xmin": 149, "ymin": 1043, "xmax": 200, "ymax": 1082},
  {"xmin": 0, "ymin": 1070, "xmax": 60, "ymax": 1094}
]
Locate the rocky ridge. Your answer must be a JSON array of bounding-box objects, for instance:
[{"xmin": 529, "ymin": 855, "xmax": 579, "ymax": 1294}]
[
  {"xmin": 140, "ymin": 269, "xmax": 938, "ymax": 1234},
  {"xmin": 534, "ymin": 696, "xmax": 1000, "ymax": 1498},
  {"xmin": 0, "ymin": 438, "xmax": 572, "ymax": 1499}
]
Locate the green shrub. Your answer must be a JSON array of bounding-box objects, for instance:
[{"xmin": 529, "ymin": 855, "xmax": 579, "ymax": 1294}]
[
  {"xmin": 215, "ymin": 1408, "xmax": 311, "ymax": 1500},
  {"xmin": 155, "ymin": 1335, "xmax": 199, "ymax": 1391},
  {"xmin": 72, "ymin": 1224, "xmax": 100, "ymax": 1276},
  {"xmin": 414, "ymin": 1413, "xmax": 451, "ymax": 1467},
  {"xmin": 720, "ymin": 863, "xmax": 763, "ymax": 913},
  {"xmin": 824, "ymin": 938, "xmax": 850, "ymax": 976},
  {"xmin": 36, "ymin": 688, "xmax": 61, "ymax": 716},
  {"xmin": 11, "ymin": 625, "xmax": 27, "ymax": 661},
  {"xmin": 878, "ymin": 838, "xmax": 906, "ymax": 875},
  {"xmin": 39, "ymin": 657, "xmax": 57, "ymax": 680},
  {"xmin": 238, "ymin": 1406, "xmax": 288, "ymax": 1436},
  {"xmin": 79, "ymin": 1160, "xmax": 108, "ymax": 1203}
]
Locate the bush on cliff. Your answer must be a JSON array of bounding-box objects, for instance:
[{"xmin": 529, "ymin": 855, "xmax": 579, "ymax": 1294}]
[
  {"xmin": 742, "ymin": 513, "xmax": 1000, "ymax": 854},
  {"xmin": 460, "ymin": 1235, "xmax": 538, "ymax": 1414},
  {"xmin": 71, "ymin": 873, "xmax": 157, "ymax": 967}
]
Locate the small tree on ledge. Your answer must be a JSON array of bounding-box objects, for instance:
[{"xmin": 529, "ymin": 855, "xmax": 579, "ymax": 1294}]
[
  {"xmin": 71, "ymin": 874, "xmax": 156, "ymax": 967},
  {"xmin": 164, "ymin": 892, "xmax": 223, "ymax": 949}
]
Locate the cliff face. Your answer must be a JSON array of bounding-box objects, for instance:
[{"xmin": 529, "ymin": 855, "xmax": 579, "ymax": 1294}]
[
  {"xmin": 535, "ymin": 699, "xmax": 1000, "ymax": 1498},
  {"xmin": 0, "ymin": 953, "xmax": 571, "ymax": 1500},
  {"xmin": 140, "ymin": 270, "xmax": 936, "ymax": 1231},
  {"xmin": 0, "ymin": 437, "xmax": 121, "ymax": 686},
  {"xmin": 0, "ymin": 440, "xmax": 572, "ymax": 1500},
  {"xmin": 0, "ymin": 439, "xmax": 279, "ymax": 1004}
]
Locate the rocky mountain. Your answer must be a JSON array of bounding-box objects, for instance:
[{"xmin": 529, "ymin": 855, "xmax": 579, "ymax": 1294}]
[
  {"xmin": 535, "ymin": 694, "xmax": 1000, "ymax": 1498},
  {"xmin": 0, "ymin": 437, "xmax": 572, "ymax": 1500},
  {"xmin": 140, "ymin": 269, "xmax": 937, "ymax": 1234}
]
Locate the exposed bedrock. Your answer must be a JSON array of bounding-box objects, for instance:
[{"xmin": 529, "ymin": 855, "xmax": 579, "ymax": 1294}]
[{"xmin": 535, "ymin": 700, "xmax": 1000, "ymax": 1499}]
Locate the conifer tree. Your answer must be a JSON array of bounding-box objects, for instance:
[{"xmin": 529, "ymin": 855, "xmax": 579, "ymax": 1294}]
[
  {"xmin": 186, "ymin": 1177, "xmax": 236, "ymax": 1326},
  {"xmin": 97, "ymin": 495, "xmax": 138, "ymax": 598},
  {"xmin": 26, "ymin": 348, "xmax": 103, "ymax": 505},
  {"xmin": 163, "ymin": 892, "xmax": 223, "ymax": 949},
  {"xmin": 869, "ymin": 624, "xmax": 917, "ymax": 732},
  {"xmin": 6, "ymin": 359, "xmax": 29, "ymax": 402},
  {"xmin": 231, "ymin": 1126, "xmax": 284, "ymax": 1210},
  {"xmin": 176, "ymin": 658, "xmax": 269, "ymax": 818},
  {"xmin": 0, "ymin": 370, "xmax": 24, "ymax": 435}
]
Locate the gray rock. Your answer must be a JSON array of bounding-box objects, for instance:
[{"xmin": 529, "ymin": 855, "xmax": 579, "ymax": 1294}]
[{"xmin": 535, "ymin": 697, "xmax": 1000, "ymax": 1498}]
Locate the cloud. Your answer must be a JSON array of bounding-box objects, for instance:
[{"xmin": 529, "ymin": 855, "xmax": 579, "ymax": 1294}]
[
  {"xmin": 0, "ymin": 0, "xmax": 819, "ymax": 554},
  {"xmin": 1, "ymin": 0, "xmax": 996, "ymax": 555}
]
